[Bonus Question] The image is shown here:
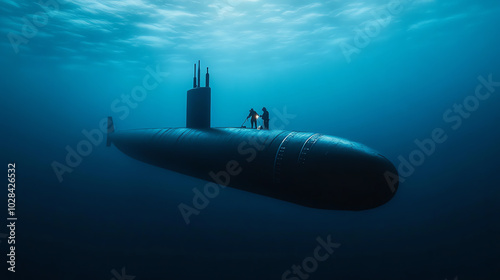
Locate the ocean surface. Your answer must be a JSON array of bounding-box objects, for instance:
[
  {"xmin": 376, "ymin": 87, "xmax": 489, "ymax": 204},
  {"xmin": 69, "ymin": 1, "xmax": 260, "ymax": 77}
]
[{"xmin": 1, "ymin": 0, "xmax": 499, "ymax": 279}]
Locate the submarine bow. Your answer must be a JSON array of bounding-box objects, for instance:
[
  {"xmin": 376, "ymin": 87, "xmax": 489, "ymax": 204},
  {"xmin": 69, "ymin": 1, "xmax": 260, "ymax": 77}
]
[{"xmin": 108, "ymin": 61, "xmax": 399, "ymax": 210}]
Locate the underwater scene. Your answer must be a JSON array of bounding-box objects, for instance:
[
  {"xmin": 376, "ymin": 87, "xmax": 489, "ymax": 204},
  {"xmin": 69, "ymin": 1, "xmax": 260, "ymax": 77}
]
[{"xmin": 1, "ymin": 0, "xmax": 500, "ymax": 279}]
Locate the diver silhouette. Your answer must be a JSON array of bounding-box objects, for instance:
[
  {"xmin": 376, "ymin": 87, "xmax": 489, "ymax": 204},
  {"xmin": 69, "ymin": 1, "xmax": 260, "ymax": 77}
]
[
  {"xmin": 247, "ymin": 108, "xmax": 258, "ymax": 129},
  {"xmin": 261, "ymin": 107, "xmax": 269, "ymax": 129}
]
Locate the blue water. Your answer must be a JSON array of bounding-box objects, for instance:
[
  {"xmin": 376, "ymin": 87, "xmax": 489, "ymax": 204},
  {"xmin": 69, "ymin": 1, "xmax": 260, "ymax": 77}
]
[{"xmin": 2, "ymin": 0, "xmax": 500, "ymax": 279}]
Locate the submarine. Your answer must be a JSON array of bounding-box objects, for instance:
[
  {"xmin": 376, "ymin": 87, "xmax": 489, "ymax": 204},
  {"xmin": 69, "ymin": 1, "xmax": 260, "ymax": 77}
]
[{"xmin": 107, "ymin": 61, "xmax": 399, "ymax": 210}]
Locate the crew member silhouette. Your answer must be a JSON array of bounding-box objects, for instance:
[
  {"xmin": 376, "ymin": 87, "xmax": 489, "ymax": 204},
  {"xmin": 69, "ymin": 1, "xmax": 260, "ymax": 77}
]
[
  {"xmin": 261, "ymin": 107, "xmax": 269, "ymax": 129},
  {"xmin": 247, "ymin": 108, "xmax": 258, "ymax": 129}
]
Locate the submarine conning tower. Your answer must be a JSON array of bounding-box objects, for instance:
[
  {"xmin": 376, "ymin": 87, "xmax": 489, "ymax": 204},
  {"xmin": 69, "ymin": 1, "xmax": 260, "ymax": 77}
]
[{"xmin": 187, "ymin": 60, "xmax": 211, "ymax": 129}]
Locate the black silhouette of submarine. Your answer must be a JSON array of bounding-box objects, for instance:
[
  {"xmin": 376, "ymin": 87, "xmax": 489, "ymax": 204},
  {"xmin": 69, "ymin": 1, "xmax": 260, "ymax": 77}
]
[{"xmin": 107, "ymin": 61, "xmax": 399, "ymax": 210}]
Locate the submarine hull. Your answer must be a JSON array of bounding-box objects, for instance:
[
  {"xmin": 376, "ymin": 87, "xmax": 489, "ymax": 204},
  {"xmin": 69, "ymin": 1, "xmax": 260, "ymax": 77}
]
[{"xmin": 109, "ymin": 127, "xmax": 398, "ymax": 210}]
